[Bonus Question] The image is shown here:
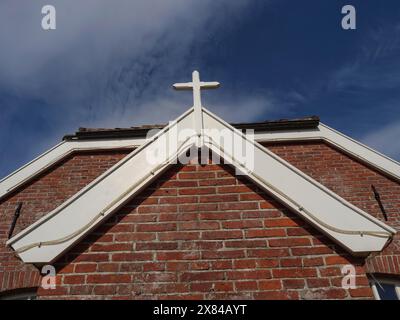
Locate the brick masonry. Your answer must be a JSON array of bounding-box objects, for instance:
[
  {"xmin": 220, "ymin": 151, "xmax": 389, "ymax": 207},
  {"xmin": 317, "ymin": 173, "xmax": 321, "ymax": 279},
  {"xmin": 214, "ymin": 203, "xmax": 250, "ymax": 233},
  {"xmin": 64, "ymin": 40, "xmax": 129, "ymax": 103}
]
[
  {"xmin": 0, "ymin": 150, "xmax": 131, "ymax": 294},
  {"xmin": 0, "ymin": 140, "xmax": 399, "ymax": 299},
  {"xmin": 265, "ymin": 141, "xmax": 400, "ymax": 276}
]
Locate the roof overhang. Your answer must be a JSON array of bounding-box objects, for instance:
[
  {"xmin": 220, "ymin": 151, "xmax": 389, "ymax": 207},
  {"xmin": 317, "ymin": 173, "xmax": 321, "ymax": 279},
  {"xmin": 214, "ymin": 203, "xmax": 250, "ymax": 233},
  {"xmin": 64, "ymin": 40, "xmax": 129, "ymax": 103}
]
[{"xmin": 6, "ymin": 107, "xmax": 396, "ymax": 263}]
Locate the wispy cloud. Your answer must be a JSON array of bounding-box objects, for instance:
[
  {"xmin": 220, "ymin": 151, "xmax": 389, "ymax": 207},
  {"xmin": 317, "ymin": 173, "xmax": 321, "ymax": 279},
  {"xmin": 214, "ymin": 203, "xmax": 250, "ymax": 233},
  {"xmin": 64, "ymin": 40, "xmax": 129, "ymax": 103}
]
[
  {"xmin": 362, "ymin": 120, "xmax": 400, "ymax": 161},
  {"xmin": 0, "ymin": 1, "xmax": 283, "ymax": 177},
  {"xmin": 329, "ymin": 23, "xmax": 400, "ymax": 92}
]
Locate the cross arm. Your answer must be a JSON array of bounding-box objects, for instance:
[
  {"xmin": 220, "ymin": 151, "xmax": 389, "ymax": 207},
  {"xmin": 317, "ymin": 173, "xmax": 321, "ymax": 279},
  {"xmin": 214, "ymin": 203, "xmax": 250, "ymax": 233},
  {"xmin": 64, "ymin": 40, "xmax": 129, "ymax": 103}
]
[
  {"xmin": 200, "ymin": 81, "xmax": 220, "ymax": 89},
  {"xmin": 173, "ymin": 82, "xmax": 193, "ymax": 90}
]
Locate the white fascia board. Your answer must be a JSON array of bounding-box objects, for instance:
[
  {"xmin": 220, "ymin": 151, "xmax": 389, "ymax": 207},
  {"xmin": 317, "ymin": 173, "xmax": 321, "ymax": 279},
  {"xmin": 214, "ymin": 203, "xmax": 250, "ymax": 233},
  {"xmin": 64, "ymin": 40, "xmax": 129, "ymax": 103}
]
[
  {"xmin": 202, "ymin": 108, "xmax": 395, "ymax": 255},
  {"xmin": 6, "ymin": 107, "xmax": 397, "ymax": 263},
  {"xmin": 253, "ymin": 123, "xmax": 400, "ymax": 182},
  {"xmin": 3, "ymin": 119, "xmax": 400, "ymax": 203},
  {"xmin": 7, "ymin": 108, "xmax": 196, "ymax": 263},
  {"xmin": 0, "ymin": 138, "xmax": 146, "ymax": 200}
]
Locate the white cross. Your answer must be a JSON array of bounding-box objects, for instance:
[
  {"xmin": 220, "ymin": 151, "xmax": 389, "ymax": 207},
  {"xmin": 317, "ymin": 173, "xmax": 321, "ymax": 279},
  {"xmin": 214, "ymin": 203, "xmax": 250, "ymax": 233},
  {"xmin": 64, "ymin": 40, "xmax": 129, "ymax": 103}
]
[{"xmin": 173, "ymin": 71, "xmax": 220, "ymax": 136}]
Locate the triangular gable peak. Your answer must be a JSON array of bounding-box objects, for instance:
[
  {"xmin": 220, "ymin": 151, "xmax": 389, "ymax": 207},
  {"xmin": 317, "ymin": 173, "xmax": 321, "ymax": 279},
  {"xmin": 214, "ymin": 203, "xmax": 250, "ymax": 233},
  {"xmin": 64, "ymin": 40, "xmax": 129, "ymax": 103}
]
[{"xmin": 6, "ymin": 72, "xmax": 396, "ymax": 263}]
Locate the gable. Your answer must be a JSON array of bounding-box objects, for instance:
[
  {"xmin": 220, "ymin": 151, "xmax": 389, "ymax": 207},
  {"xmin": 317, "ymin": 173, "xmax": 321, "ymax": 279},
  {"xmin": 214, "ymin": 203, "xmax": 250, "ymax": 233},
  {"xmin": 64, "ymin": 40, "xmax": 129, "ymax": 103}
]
[{"xmin": 5, "ymin": 107, "xmax": 395, "ymax": 263}]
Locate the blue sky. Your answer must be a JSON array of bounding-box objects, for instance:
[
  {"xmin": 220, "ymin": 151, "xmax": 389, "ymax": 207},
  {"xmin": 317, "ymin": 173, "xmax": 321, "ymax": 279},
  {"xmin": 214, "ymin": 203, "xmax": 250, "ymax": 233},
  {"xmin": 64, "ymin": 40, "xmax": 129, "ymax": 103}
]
[{"xmin": 1, "ymin": 0, "xmax": 400, "ymax": 178}]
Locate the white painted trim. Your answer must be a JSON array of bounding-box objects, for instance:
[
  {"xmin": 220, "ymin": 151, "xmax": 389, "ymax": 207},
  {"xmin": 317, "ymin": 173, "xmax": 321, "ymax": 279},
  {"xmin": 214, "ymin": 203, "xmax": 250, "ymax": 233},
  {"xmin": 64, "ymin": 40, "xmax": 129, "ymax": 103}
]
[
  {"xmin": 203, "ymin": 109, "xmax": 395, "ymax": 252},
  {"xmin": 2, "ymin": 120, "xmax": 400, "ymax": 202},
  {"xmin": 0, "ymin": 138, "xmax": 146, "ymax": 200},
  {"xmin": 7, "ymin": 107, "xmax": 396, "ymax": 263},
  {"xmin": 254, "ymin": 123, "xmax": 400, "ymax": 181},
  {"xmin": 7, "ymin": 108, "xmax": 197, "ymax": 263}
]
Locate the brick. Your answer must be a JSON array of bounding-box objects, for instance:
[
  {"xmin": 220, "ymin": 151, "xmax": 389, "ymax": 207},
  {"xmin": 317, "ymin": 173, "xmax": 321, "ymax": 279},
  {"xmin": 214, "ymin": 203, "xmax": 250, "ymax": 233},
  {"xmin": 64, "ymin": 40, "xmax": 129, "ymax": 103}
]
[
  {"xmin": 179, "ymin": 172, "xmax": 215, "ymax": 180},
  {"xmin": 222, "ymin": 220, "xmax": 262, "ymax": 229},
  {"xmin": 214, "ymin": 282, "xmax": 234, "ymax": 292},
  {"xmin": 307, "ymin": 278, "xmax": 330, "ymax": 288},
  {"xmin": 269, "ymin": 238, "xmax": 311, "ymax": 247},
  {"xmin": 218, "ymin": 185, "xmax": 253, "ymax": 194},
  {"xmin": 219, "ymin": 203, "xmax": 258, "ymax": 211},
  {"xmin": 202, "ymin": 250, "xmax": 245, "ymax": 259},
  {"xmin": 303, "ymin": 257, "xmax": 324, "ymax": 267},
  {"xmin": 258, "ymin": 279, "xmax": 282, "ymax": 290},
  {"xmin": 257, "ymin": 259, "xmax": 280, "ymax": 268},
  {"xmin": 225, "ymin": 240, "xmax": 266, "ymax": 248},
  {"xmin": 74, "ymin": 264, "xmax": 97, "ymax": 273},
  {"xmin": 235, "ymin": 281, "xmax": 257, "ymax": 291},
  {"xmin": 93, "ymin": 285, "xmax": 116, "ymax": 295},
  {"xmin": 319, "ymin": 267, "xmax": 341, "ymax": 277},
  {"xmin": 145, "ymin": 273, "xmax": 177, "ymax": 282},
  {"xmin": 325, "ymin": 256, "xmax": 351, "ymax": 265},
  {"xmin": 143, "ymin": 262, "xmax": 165, "ymax": 272},
  {"xmin": 291, "ymin": 246, "xmax": 333, "ymax": 256},
  {"xmin": 63, "ymin": 275, "xmax": 85, "ymax": 285},
  {"xmin": 199, "ymin": 178, "xmax": 236, "ymax": 186},
  {"xmin": 247, "ymin": 248, "xmax": 289, "ymax": 258},
  {"xmin": 136, "ymin": 223, "xmax": 176, "ymax": 232},
  {"xmin": 179, "ymin": 221, "xmax": 220, "ymax": 230},
  {"xmin": 199, "ymin": 195, "xmax": 238, "ymax": 203},
  {"xmin": 87, "ymin": 274, "xmax": 131, "ymax": 284},
  {"xmin": 180, "ymin": 272, "xmax": 224, "ymax": 282},
  {"xmin": 157, "ymin": 252, "xmax": 200, "ymax": 261},
  {"xmin": 166, "ymin": 262, "xmax": 189, "ymax": 271},
  {"xmin": 264, "ymin": 218, "xmax": 300, "ymax": 227},
  {"xmin": 210, "ymin": 261, "xmax": 232, "ymax": 270},
  {"xmin": 74, "ymin": 253, "xmax": 109, "ymax": 263},
  {"xmin": 190, "ymin": 262, "xmax": 210, "ymax": 270},
  {"xmin": 226, "ymin": 270, "xmax": 271, "ymax": 280},
  {"xmin": 179, "ymin": 187, "xmax": 216, "ymax": 195},
  {"xmin": 111, "ymin": 252, "xmax": 153, "ymax": 261},
  {"xmin": 234, "ymin": 259, "xmax": 257, "ymax": 269},
  {"xmin": 158, "ymin": 232, "xmax": 200, "ymax": 241},
  {"xmin": 97, "ymin": 263, "xmax": 119, "ymax": 273},
  {"xmin": 245, "ymin": 229, "xmax": 286, "ymax": 238},
  {"xmin": 159, "ymin": 196, "xmax": 198, "ymax": 205},
  {"xmin": 91, "ymin": 243, "xmax": 132, "ymax": 252},
  {"xmin": 280, "ymin": 258, "xmax": 302, "ymax": 267},
  {"xmin": 272, "ymin": 268, "xmax": 317, "ymax": 279},
  {"xmin": 114, "ymin": 233, "xmax": 155, "ymax": 242},
  {"xmin": 136, "ymin": 242, "xmax": 178, "ymax": 251},
  {"xmin": 202, "ymin": 230, "xmax": 243, "ymax": 240},
  {"xmin": 283, "ymin": 279, "xmax": 305, "ymax": 289},
  {"xmin": 349, "ymin": 287, "xmax": 373, "ymax": 298}
]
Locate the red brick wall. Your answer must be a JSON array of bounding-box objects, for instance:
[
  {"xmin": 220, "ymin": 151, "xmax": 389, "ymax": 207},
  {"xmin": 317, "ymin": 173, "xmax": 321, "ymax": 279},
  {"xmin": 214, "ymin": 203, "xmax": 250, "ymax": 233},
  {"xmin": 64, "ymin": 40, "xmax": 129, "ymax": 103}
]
[
  {"xmin": 265, "ymin": 141, "xmax": 400, "ymax": 276},
  {"xmin": 37, "ymin": 162, "xmax": 374, "ymax": 300},
  {"xmin": 1, "ymin": 140, "xmax": 399, "ymax": 299},
  {"xmin": 0, "ymin": 150, "xmax": 131, "ymax": 294}
]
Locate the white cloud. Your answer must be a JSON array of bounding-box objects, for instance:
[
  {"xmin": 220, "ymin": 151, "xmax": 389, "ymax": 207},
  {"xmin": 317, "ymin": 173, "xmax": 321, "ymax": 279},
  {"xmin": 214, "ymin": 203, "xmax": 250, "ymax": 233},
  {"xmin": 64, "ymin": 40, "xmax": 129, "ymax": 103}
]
[
  {"xmin": 0, "ymin": 0, "xmax": 283, "ymax": 177},
  {"xmin": 362, "ymin": 121, "xmax": 400, "ymax": 161}
]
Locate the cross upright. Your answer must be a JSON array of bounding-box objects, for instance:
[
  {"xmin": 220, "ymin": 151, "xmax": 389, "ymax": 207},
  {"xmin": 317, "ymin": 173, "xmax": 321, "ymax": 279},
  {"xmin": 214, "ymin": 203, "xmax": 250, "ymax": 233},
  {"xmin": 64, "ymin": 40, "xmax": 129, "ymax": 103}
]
[{"xmin": 173, "ymin": 71, "xmax": 220, "ymax": 137}]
